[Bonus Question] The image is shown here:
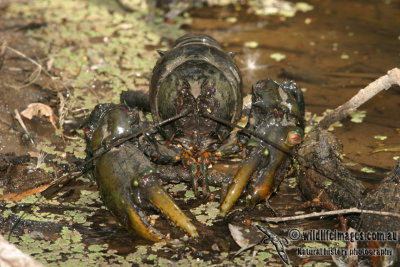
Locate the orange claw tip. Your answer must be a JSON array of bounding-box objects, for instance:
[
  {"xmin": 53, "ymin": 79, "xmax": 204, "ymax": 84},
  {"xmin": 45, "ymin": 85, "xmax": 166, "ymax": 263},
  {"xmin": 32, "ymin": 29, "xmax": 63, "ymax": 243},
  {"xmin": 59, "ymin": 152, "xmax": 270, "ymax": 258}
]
[
  {"xmin": 147, "ymin": 183, "xmax": 199, "ymax": 239},
  {"xmin": 125, "ymin": 205, "xmax": 165, "ymax": 242},
  {"xmin": 245, "ymin": 187, "xmax": 273, "ymax": 209}
]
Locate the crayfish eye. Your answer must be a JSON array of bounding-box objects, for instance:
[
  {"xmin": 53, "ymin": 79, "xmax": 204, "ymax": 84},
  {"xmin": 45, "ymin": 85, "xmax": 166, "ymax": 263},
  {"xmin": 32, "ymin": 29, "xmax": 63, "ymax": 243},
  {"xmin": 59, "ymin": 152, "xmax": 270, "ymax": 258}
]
[{"xmin": 286, "ymin": 130, "xmax": 302, "ymax": 146}]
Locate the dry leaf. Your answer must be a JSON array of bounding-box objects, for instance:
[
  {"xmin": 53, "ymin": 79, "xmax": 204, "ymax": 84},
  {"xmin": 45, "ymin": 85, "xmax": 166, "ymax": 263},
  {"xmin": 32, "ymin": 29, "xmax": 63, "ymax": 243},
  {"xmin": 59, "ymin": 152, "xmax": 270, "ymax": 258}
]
[
  {"xmin": 229, "ymin": 223, "xmax": 266, "ymax": 248},
  {"xmin": 228, "ymin": 224, "xmax": 248, "ymax": 248},
  {"xmin": 0, "ymin": 184, "xmax": 50, "ymax": 201},
  {"xmin": 20, "ymin": 103, "xmax": 57, "ymax": 129},
  {"xmin": 229, "ymin": 224, "xmax": 266, "ymax": 258}
]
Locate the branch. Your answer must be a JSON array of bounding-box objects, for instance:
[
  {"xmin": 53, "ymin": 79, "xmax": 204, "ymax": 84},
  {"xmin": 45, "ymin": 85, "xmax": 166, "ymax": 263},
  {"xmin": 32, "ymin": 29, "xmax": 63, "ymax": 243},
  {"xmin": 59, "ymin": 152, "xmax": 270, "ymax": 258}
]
[
  {"xmin": 4, "ymin": 46, "xmax": 42, "ymax": 90},
  {"xmin": 316, "ymin": 68, "xmax": 400, "ymax": 130},
  {"xmin": 256, "ymin": 207, "xmax": 400, "ymax": 223}
]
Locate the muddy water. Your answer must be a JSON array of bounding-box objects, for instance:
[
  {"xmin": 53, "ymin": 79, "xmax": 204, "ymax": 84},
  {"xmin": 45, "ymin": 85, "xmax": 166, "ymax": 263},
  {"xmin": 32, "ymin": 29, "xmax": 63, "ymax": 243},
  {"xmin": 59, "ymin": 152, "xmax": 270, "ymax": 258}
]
[
  {"xmin": 189, "ymin": 1, "xmax": 400, "ymax": 180},
  {"xmin": 0, "ymin": 0, "xmax": 399, "ymax": 266}
]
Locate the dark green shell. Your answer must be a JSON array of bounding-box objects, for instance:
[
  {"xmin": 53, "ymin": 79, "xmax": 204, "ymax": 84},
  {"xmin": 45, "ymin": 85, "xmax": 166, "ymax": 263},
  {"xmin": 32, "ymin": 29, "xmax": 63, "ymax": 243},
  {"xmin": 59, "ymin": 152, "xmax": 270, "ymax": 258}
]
[{"xmin": 149, "ymin": 34, "xmax": 242, "ymax": 140}]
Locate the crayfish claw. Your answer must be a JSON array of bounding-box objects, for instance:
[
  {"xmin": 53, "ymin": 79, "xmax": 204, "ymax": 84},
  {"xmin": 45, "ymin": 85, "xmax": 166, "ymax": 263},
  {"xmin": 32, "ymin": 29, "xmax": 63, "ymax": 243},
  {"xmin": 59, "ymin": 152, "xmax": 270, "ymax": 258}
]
[
  {"xmin": 219, "ymin": 78, "xmax": 305, "ymax": 217},
  {"xmin": 86, "ymin": 105, "xmax": 198, "ymax": 241},
  {"xmin": 94, "ymin": 142, "xmax": 199, "ymax": 241},
  {"xmin": 143, "ymin": 173, "xmax": 199, "ymax": 239},
  {"xmin": 219, "ymin": 151, "xmax": 261, "ymax": 217}
]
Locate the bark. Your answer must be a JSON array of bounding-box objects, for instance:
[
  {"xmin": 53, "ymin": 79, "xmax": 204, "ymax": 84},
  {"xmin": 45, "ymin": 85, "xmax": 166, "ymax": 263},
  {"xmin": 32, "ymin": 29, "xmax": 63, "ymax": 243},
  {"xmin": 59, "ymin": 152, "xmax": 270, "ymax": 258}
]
[{"xmin": 296, "ymin": 130, "xmax": 366, "ymax": 209}]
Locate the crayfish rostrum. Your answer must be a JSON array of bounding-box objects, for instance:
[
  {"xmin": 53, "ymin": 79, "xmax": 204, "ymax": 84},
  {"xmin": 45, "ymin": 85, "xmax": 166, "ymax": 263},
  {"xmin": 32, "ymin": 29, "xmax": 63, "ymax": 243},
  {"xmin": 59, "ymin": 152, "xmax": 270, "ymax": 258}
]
[{"xmin": 84, "ymin": 34, "xmax": 305, "ymax": 241}]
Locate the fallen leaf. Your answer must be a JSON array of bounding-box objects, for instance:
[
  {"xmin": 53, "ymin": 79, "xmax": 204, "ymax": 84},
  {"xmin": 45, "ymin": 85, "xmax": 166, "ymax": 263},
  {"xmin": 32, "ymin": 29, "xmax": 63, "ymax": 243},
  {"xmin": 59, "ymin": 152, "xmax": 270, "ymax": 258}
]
[
  {"xmin": 228, "ymin": 224, "xmax": 250, "ymax": 248},
  {"xmin": 228, "ymin": 223, "xmax": 264, "ymax": 248},
  {"xmin": 0, "ymin": 184, "xmax": 50, "ymax": 201},
  {"xmin": 20, "ymin": 103, "xmax": 58, "ymax": 129}
]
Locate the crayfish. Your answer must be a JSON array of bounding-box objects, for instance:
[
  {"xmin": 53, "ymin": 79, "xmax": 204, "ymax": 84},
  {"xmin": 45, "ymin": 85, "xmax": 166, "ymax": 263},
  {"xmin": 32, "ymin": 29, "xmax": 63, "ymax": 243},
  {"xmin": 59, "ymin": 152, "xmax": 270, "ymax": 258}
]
[{"xmin": 84, "ymin": 34, "xmax": 305, "ymax": 241}]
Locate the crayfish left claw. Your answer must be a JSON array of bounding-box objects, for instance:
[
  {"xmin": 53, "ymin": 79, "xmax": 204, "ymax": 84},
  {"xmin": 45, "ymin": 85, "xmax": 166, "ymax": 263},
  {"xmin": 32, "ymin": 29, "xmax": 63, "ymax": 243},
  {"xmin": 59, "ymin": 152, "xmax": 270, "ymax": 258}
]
[
  {"xmin": 219, "ymin": 150, "xmax": 261, "ymax": 217},
  {"xmin": 220, "ymin": 127, "xmax": 303, "ymax": 217},
  {"xmin": 219, "ymin": 78, "xmax": 304, "ymax": 217}
]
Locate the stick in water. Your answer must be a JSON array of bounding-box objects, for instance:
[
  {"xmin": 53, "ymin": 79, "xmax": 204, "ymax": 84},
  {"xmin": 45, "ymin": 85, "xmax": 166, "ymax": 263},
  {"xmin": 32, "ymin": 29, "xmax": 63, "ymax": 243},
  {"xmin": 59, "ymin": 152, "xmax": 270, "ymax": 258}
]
[
  {"xmin": 256, "ymin": 207, "xmax": 400, "ymax": 223},
  {"xmin": 316, "ymin": 68, "xmax": 400, "ymax": 130}
]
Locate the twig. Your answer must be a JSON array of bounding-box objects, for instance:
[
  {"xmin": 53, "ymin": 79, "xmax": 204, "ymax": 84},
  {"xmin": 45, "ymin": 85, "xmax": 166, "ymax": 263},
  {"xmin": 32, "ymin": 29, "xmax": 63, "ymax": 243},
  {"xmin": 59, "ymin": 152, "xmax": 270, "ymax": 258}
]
[
  {"xmin": 316, "ymin": 68, "xmax": 400, "ymax": 130},
  {"xmin": 14, "ymin": 109, "xmax": 34, "ymax": 145},
  {"xmin": 4, "ymin": 46, "xmax": 42, "ymax": 89},
  {"xmin": 0, "ymin": 42, "xmax": 7, "ymax": 70},
  {"xmin": 57, "ymin": 92, "xmax": 67, "ymax": 143},
  {"xmin": 256, "ymin": 207, "xmax": 400, "ymax": 223},
  {"xmin": 5, "ymin": 46, "xmax": 41, "ymax": 69},
  {"xmin": 298, "ymin": 201, "xmax": 347, "ymax": 231},
  {"xmin": 0, "ymin": 117, "xmax": 34, "ymax": 142}
]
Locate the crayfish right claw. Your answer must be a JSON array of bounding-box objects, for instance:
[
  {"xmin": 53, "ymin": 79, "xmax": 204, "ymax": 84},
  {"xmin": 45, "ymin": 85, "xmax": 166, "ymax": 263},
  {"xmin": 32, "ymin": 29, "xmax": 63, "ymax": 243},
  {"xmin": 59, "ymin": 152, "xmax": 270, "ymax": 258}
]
[
  {"xmin": 85, "ymin": 105, "xmax": 198, "ymax": 241},
  {"xmin": 94, "ymin": 142, "xmax": 199, "ymax": 241}
]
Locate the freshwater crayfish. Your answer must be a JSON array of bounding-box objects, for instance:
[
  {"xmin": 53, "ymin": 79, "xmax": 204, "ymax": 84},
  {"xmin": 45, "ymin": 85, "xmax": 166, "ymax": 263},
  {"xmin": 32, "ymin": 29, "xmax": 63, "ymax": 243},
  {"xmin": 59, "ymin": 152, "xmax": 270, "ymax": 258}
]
[{"xmin": 84, "ymin": 34, "xmax": 305, "ymax": 241}]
